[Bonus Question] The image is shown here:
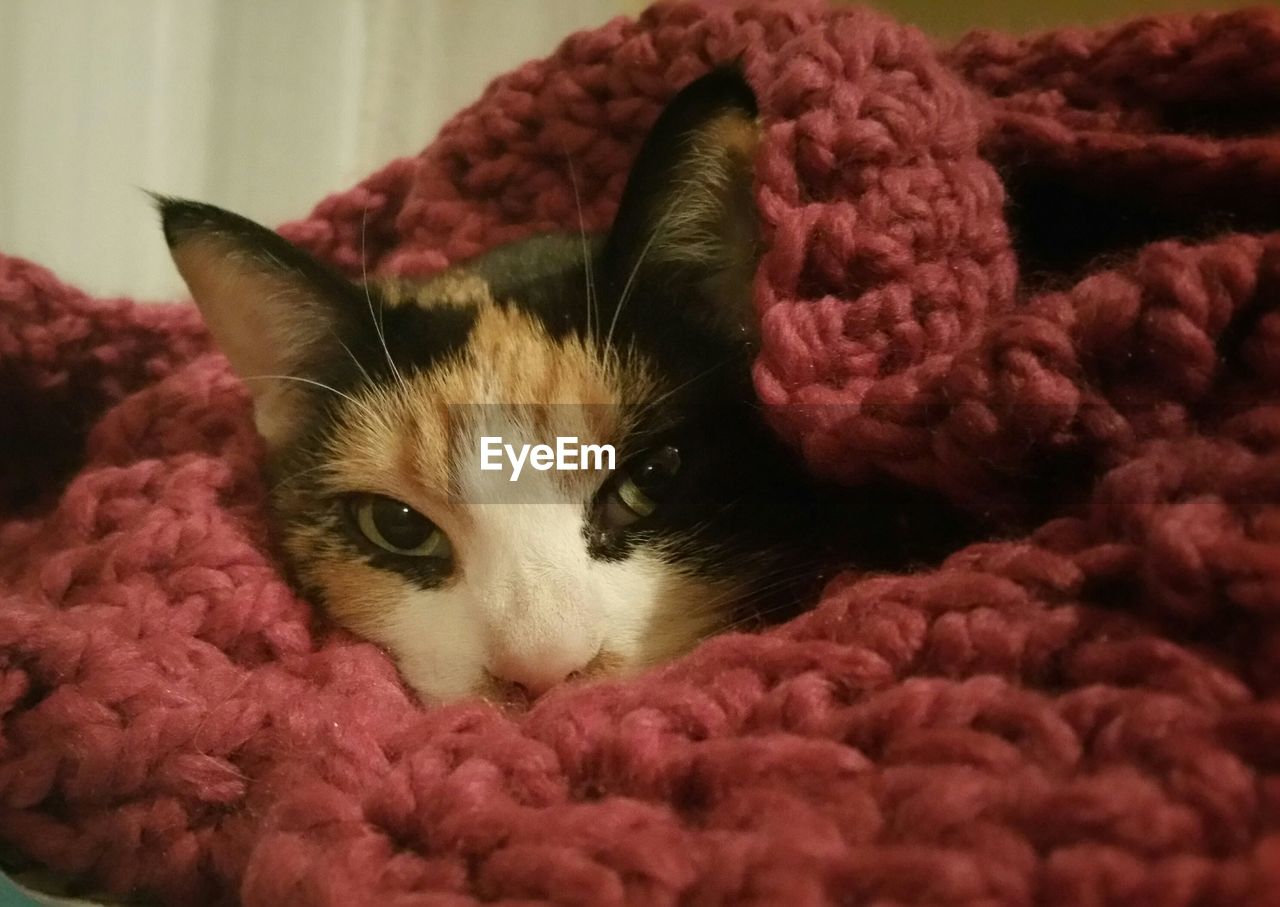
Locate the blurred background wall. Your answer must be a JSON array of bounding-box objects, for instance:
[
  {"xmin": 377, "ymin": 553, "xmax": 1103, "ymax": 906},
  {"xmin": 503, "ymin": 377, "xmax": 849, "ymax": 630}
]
[{"xmin": 0, "ymin": 0, "xmax": 1257, "ymax": 300}]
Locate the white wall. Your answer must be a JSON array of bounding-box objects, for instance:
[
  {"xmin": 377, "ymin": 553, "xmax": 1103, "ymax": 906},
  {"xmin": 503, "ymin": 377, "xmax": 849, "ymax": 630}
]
[{"xmin": 0, "ymin": 0, "xmax": 626, "ymax": 300}]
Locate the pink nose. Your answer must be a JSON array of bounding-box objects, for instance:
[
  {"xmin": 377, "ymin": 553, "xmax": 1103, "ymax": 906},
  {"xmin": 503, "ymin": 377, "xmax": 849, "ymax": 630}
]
[{"xmin": 487, "ymin": 647, "xmax": 593, "ymax": 699}]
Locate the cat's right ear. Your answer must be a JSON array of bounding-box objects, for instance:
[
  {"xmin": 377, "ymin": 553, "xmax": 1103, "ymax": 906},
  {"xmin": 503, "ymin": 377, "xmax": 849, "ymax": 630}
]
[
  {"xmin": 156, "ymin": 197, "xmax": 363, "ymax": 448},
  {"xmin": 601, "ymin": 68, "xmax": 760, "ymax": 347}
]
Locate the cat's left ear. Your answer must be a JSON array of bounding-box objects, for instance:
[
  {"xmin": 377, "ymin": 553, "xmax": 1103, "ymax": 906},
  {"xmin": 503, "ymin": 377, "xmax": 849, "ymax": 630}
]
[
  {"xmin": 602, "ymin": 67, "xmax": 760, "ymax": 345},
  {"xmin": 154, "ymin": 196, "xmax": 371, "ymax": 449}
]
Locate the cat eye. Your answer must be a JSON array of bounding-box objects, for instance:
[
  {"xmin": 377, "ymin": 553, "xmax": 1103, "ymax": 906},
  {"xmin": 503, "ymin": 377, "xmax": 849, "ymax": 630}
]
[
  {"xmin": 600, "ymin": 445, "xmax": 682, "ymax": 530},
  {"xmin": 347, "ymin": 494, "xmax": 452, "ymax": 559}
]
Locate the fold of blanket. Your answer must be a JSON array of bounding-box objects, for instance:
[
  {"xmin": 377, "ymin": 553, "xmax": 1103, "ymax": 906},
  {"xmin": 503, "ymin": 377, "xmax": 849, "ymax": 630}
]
[{"xmin": 2, "ymin": 2, "xmax": 1279, "ymax": 904}]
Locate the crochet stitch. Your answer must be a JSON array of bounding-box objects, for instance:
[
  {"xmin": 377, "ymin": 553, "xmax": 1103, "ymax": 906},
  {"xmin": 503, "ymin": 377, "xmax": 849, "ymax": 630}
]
[{"xmin": 3, "ymin": 3, "xmax": 1280, "ymax": 904}]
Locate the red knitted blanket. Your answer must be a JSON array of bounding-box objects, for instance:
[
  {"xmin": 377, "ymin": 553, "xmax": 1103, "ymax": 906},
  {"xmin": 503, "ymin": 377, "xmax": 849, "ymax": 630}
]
[{"xmin": 3, "ymin": 3, "xmax": 1280, "ymax": 904}]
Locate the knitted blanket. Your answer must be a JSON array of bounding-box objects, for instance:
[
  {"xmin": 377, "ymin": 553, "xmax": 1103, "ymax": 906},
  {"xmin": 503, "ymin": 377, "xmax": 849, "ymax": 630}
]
[{"xmin": 3, "ymin": 3, "xmax": 1280, "ymax": 904}]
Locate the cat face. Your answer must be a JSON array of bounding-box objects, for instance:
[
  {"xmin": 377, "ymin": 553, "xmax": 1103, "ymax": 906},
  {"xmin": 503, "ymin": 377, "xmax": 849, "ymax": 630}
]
[{"xmin": 159, "ymin": 70, "xmax": 849, "ymax": 703}]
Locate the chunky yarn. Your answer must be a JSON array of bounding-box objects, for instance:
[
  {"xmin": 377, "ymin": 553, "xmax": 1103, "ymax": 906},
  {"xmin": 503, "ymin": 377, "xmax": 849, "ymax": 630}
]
[{"xmin": 2, "ymin": 3, "xmax": 1280, "ymax": 904}]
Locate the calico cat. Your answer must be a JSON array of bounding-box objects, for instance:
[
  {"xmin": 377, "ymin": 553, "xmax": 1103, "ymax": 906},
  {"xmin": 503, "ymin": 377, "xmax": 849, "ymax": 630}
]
[{"xmin": 157, "ymin": 70, "xmax": 958, "ymax": 704}]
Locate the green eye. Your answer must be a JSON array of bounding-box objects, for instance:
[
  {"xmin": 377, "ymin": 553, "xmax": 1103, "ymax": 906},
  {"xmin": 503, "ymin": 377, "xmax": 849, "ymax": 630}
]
[
  {"xmin": 601, "ymin": 446, "xmax": 682, "ymax": 530},
  {"xmin": 348, "ymin": 494, "xmax": 451, "ymax": 558}
]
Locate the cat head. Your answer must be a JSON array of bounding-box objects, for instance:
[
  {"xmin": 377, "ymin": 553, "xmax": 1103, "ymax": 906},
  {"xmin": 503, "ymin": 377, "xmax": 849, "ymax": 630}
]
[{"xmin": 159, "ymin": 69, "xmax": 843, "ymax": 704}]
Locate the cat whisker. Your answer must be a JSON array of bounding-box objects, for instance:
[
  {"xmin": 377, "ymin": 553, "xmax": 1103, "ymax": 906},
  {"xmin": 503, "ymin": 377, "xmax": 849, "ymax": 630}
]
[
  {"xmin": 269, "ymin": 460, "xmax": 335, "ymax": 495},
  {"xmin": 699, "ymin": 561, "xmax": 815, "ymax": 605},
  {"xmin": 240, "ymin": 374, "xmax": 378, "ymax": 420},
  {"xmin": 564, "ymin": 153, "xmax": 598, "ymax": 343},
  {"xmin": 710, "ymin": 589, "xmax": 831, "ymax": 639},
  {"xmin": 691, "ymin": 556, "xmax": 843, "ymax": 640},
  {"xmin": 604, "ymin": 205, "xmax": 676, "ymax": 351},
  {"xmin": 630, "ymin": 353, "xmax": 740, "ymax": 419},
  {"xmin": 255, "ymin": 283, "xmax": 376, "ymax": 390},
  {"xmin": 329, "ymin": 326, "xmax": 375, "ymax": 388},
  {"xmin": 359, "ymin": 203, "xmax": 409, "ymax": 394}
]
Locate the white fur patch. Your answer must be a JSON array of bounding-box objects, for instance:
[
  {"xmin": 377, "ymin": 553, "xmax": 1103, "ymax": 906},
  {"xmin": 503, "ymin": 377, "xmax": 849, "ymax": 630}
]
[{"xmin": 364, "ymin": 406, "xmax": 672, "ymax": 702}]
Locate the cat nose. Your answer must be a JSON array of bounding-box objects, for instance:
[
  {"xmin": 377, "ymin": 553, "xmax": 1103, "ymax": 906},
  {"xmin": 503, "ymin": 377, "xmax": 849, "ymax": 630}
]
[{"xmin": 487, "ymin": 646, "xmax": 594, "ymax": 700}]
